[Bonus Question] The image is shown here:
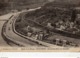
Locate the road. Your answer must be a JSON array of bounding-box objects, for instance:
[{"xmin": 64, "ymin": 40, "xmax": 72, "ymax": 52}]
[
  {"xmin": 1, "ymin": 10, "xmax": 66, "ymax": 47},
  {"xmin": 0, "ymin": 13, "xmax": 14, "ymax": 47},
  {"xmin": 3, "ymin": 11, "xmax": 44, "ymax": 47},
  {"xmin": 0, "ymin": 9, "xmax": 68, "ymax": 47},
  {"xmin": 0, "ymin": 12, "xmax": 42, "ymax": 47},
  {"xmin": 0, "ymin": 21, "xmax": 9, "ymax": 47}
]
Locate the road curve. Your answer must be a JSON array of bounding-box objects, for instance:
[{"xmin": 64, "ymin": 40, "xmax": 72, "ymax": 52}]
[
  {"xmin": 2, "ymin": 11, "xmax": 44, "ymax": 47},
  {"xmin": 0, "ymin": 13, "xmax": 15, "ymax": 47},
  {"xmin": 2, "ymin": 9, "xmax": 62, "ymax": 48}
]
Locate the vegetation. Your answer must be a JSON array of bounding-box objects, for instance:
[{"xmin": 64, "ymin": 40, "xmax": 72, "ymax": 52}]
[{"xmin": 15, "ymin": 1, "xmax": 80, "ymax": 47}]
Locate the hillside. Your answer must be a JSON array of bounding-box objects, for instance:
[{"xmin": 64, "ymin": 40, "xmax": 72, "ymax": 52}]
[
  {"xmin": 8, "ymin": 0, "xmax": 48, "ymax": 9},
  {"xmin": 15, "ymin": 0, "xmax": 80, "ymax": 47},
  {"xmin": 0, "ymin": 0, "xmax": 48, "ymax": 15},
  {"xmin": 16, "ymin": 0, "xmax": 80, "ymax": 34}
]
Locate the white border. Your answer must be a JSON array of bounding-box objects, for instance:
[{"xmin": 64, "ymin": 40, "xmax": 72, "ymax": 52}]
[{"xmin": 0, "ymin": 52, "xmax": 80, "ymax": 58}]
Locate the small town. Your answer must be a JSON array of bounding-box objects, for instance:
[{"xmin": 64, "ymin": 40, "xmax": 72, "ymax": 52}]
[{"xmin": 0, "ymin": 0, "xmax": 80, "ymax": 48}]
